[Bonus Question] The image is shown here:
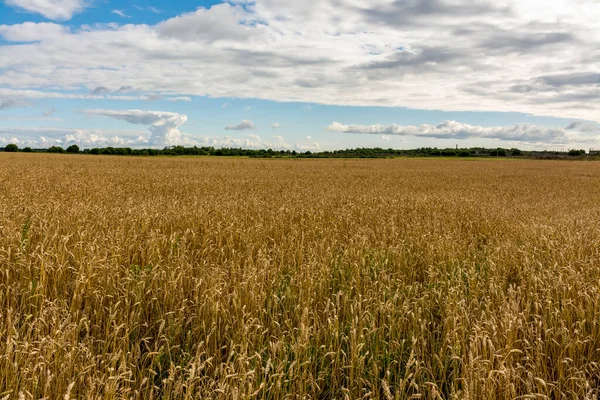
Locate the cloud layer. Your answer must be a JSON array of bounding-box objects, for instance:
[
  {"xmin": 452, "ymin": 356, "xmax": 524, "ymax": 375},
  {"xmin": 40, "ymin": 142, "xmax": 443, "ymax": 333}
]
[
  {"xmin": 0, "ymin": 1, "xmax": 599, "ymax": 122},
  {"xmin": 327, "ymin": 120, "xmax": 600, "ymax": 145}
]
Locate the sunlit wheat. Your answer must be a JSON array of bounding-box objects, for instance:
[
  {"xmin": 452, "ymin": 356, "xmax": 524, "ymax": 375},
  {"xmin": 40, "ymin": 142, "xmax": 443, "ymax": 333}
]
[{"xmin": 1, "ymin": 154, "xmax": 600, "ymax": 399}]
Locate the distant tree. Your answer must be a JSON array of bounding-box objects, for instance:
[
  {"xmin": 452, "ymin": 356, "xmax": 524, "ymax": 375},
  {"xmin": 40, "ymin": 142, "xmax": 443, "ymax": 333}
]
[
  {"xmin": 22, "ymin": 147, "xmax": 32, "ymax": 153},
  {"xmin": 511, "ymin": 148, "xmax": 522, "ymax": 156},
  {"xmin": 568, "ymin": 149, "xmax": 585, "ymax": 157},
  {"xmin": 4, "ymin": 143, "xmax": 18, "ymax": 152},
  {"xmin": 66, "ymin": 144, "xmax": 80, "ymax": 154},
  {"xmin": 458, "ymin": 150, "xmax": 472, "ymax": 157},
  {"xmin": 47, "ymin": 146, "xmax": 65, "ymax": 153}
]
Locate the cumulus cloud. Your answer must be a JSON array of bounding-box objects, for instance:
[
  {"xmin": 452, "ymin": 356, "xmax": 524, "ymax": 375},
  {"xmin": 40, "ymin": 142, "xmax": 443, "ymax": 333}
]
[
  {"xmin": 295, "ymin": 141, "xmax": 321, "ymax": 152},
  {"xmin": 4, "ymin": 0, "xmax": 87, "ymax": 20},
  {"xmin": 272, "ymin": 122, "xmax": 280, "ymax": 129},
  {"xmin": 156, "ymin": 3, "xmax": 263, "ymax": 42},
  {"xmin": 225, "ymin": 120, "xmax": 255, "ymax": 131},
  {"xmin": 0, "ymin": 126, "xmax": 313, "ymax": 151},
  {"xmin": 82, "ymin": 109, "xmax": 189, "ymax": 148},
  {"xmin": 327, "ymin": 120, "xmax": 599, "ymax": 145},
  {"xmin": 0, "ymin": 127, "xmax": 149, "ymax": 148}
]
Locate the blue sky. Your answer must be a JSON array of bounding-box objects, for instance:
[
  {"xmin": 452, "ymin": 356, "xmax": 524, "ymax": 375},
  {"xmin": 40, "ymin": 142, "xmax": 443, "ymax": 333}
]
[{"xmin": 0, "ymin": 0, "xmax": 599, "ymax": 150}]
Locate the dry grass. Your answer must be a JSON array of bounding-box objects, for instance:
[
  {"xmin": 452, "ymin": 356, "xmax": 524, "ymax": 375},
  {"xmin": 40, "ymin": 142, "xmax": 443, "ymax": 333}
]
[{"xmin": 1, "ymin": 154, "xmax": 600, "ymax": 399}]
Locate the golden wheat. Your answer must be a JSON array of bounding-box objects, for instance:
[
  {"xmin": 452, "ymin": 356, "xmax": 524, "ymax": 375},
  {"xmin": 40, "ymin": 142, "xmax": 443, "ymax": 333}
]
[{"xmin": 1, "ymin": 153, "xmax": 600, "ymax": 399}]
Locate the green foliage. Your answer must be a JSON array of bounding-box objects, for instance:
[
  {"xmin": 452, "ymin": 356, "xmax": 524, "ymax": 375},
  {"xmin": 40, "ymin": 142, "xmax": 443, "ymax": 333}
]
[
  {"xmin": 66, "ymin": 144, "xmax": 80, "ymax": 154},
  {"xmin": 569, "ymin": 149, "xmax": 586, "ymax": 157},
  {"xmin": 4, "ymin": 143, "xmax": 18, "ymax": 152},
  {"xmin": 22, "ymin": 147, "xmax": 32, "ymax": 153},
  {"xmin": 47, "ymin": 146, "xmax": 65, "ymax": 153},
  {"xmin": 18, "ymin": 144, "xmax": 590, "ymax": 160}
]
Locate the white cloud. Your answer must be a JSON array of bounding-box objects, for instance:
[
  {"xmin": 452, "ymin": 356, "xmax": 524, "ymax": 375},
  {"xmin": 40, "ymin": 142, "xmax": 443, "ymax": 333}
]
[
  {"xmin": 5, "ymin": 0, "xmax": 87, "ymax": 20},
  {"xmin": 244, "ymin": 106, "xmax": 253, "ymax": 111},
  {"xmin": 0, "ymin": 1, "xmax": 599, "ymax": 123},
  {"xmin": 0, "ymin": 126, "xmax": 312, "ymax": 150},
  {"xmin": 222, "ymin": 102, "xmax": 231, "ymax": 108},
  {"xmin": 112, "ymin": 10, "xmax": 129, "ymax": 18},
  {"xmin": 156, "ymin": 3, "xmax": 263, "ymax": 43},
  {"xmin": 295, "ymin": 141, "xmax": 321, "ymax": 151},
  {"xmin": 0, "ymin": 127, "xmax": 148, "ymax": 148},
  {"xmin": 0, "ymin": 22, "xmax": 70, "ymax": 42},
  {"xmin": 272, "ymin": 122, "xmax": 280, "ymax": 129},
  {"xmin": 304, "ymin": 136, "xmax": 312, "ymax": 140},
  {"xmin": 82, "ymin": 109, "xmax": 189, "ymax": 148},
  {"xmin": 133, "ymin": 5, "xmax": 161, "ymax": 14},
  {"xmin": 327, "ymin": 120, "xmax": 600, "ymax": 145},
  {"xmin": 225, "ymin": 120, "xmax": 255, "ymax": 130}
]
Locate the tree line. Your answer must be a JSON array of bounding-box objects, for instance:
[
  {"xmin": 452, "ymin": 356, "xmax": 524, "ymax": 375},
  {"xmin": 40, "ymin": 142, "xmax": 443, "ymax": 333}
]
[{"xmin": 0, "ymin": 143, "xmax": 590, "ymax": 158}]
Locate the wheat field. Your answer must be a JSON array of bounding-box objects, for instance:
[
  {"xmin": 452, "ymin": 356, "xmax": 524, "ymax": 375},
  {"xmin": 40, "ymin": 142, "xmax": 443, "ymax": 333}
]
[{"xmin": 1, "ymin": 154, "xmax": 600, "ymax": 399}]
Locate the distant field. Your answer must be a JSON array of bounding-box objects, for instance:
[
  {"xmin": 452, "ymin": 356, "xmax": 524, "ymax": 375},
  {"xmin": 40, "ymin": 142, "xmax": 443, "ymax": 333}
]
[{"xmin": 2, "ymin": 154, "xmax": 600, "ymax": 399}]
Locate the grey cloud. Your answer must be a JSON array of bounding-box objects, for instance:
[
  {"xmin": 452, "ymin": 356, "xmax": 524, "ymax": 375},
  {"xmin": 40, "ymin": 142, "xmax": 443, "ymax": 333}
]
[
  {"xmin": 227, "ymin": 49, "xmax": 334, "ymax": 69},
  {"xmin": 0, "ymin": 99, "xmax": 22, "ymax": 110},
  {"xmin": 225, "ymin": 120, "xmax": 255, "ymax": 131},
  {"xmin": 361, "ymin": 0, "xmax": 509, "ymax": 26},
  {"xmin": 480, "ymin": 31, "xmax": 576, "ymax": 54},
  {"xmin": 565, "ymin": 121, "xmax": 599, "ymax": 132},
  {"xmin": 359, "ymin": 47, "xmax": 460, "ymax": 71},
  {"xmin": 541, "ymin": 73, "xmax": 600, "ymax": 87},
  {"xmin": 508, "ymin": 84, "xmax": 538, "ymax": 93},
  {"xmin": 146, "ymin": 94, "xmax": 163, "ymax": 101},
  {"xmin": 91, "ymin": 86, "xmax": 110, "ymax": 95}
]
